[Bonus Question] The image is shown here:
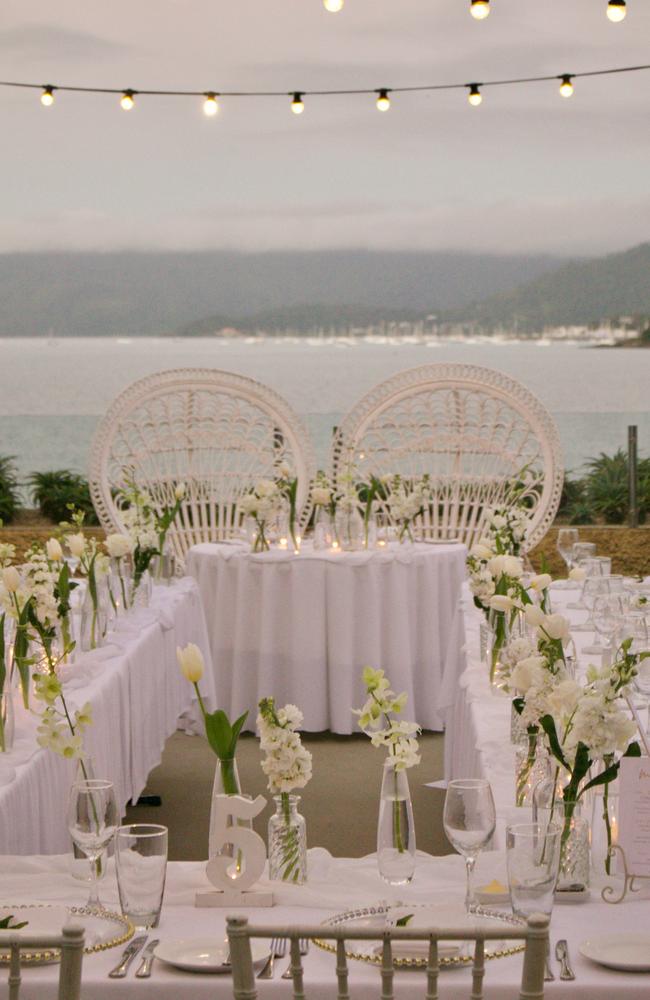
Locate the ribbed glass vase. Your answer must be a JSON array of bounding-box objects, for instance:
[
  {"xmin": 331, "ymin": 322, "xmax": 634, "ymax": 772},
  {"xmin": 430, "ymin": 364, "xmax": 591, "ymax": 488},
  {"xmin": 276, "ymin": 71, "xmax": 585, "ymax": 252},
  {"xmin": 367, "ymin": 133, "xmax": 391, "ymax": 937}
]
[{"xmin": 268, "ymin": 794, "xmax": 307, "ymax": 884}]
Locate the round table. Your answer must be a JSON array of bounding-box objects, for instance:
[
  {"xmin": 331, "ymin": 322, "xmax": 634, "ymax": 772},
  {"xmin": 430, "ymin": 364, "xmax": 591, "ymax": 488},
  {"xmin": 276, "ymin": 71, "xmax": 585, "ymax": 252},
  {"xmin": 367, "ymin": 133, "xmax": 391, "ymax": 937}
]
[{"xmin": 186, "ymin": 540, "xmax": 467, "ymax": 733}]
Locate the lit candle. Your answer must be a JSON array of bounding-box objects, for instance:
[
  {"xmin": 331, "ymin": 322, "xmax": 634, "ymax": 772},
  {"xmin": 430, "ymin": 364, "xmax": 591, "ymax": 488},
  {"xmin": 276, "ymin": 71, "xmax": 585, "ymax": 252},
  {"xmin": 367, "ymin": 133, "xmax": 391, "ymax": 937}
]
[
  {"xmin": 278, "ymin": 537, "xmax": 288, "ymax": 550},
  {"xmin": 611, "ymin": 812, "xmax": 619, "ymax": 845}
]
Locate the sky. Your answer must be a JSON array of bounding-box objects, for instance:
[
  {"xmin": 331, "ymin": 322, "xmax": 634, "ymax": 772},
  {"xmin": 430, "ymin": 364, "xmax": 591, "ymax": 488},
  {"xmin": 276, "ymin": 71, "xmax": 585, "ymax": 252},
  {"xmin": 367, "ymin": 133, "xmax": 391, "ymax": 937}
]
[{"xmin": 0, "ymin": 0, "xmax": 648, "ymax": 256}]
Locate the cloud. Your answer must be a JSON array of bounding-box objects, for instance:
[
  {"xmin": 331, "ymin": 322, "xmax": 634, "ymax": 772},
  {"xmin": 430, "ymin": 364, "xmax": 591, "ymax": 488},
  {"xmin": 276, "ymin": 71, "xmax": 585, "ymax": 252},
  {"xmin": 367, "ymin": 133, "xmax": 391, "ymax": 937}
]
[{"xmin": 0, "ymin": 24, "xmax": 130, "ymax": 62}]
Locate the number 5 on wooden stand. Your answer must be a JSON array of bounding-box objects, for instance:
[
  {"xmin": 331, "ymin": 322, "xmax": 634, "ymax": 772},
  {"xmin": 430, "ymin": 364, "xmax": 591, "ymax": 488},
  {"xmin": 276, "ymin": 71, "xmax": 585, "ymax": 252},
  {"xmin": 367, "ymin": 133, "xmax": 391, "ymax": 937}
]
[{"xmin": 196, "ymin": 794, "xmax": 274, "ymax": 907}]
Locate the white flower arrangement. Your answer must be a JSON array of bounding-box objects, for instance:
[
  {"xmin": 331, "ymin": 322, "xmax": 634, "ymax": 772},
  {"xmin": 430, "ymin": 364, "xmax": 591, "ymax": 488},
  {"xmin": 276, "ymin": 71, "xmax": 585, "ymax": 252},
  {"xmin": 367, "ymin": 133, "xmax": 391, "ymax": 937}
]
[
  {"xmin": 386, "ymin": 475, "xmax": 431, "ymax": 543},
  {"xmin": 241, "ymin": 480, "xmax": 284, "ymax": 552}
]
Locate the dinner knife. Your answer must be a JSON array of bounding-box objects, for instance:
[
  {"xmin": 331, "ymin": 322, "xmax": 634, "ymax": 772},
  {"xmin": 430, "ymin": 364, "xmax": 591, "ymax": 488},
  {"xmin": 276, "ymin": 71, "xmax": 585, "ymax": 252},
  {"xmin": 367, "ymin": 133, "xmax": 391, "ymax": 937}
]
[
  {"xmin": 135, "ymin": 939, "xmax": 160, "ymax": 978},
  {"xmin": 108, "ymin": 935, "xmax": 148, "ymax": 978},
  {"xmin": 555, "ymin": 939, "xmax": 576, "ymax": 981}
]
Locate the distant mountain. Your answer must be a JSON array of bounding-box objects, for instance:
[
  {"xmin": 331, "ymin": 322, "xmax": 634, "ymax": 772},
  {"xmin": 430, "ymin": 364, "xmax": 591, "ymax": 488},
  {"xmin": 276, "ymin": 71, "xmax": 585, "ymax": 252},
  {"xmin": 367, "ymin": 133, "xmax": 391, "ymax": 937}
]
[
  {"xmin": 0, "ymin": 250, "xmax": 563, "ymax": 337},
  {"xmin": 459, "ymin": 242, "xmax": 650, "ymax": 331},
  {"xmin": 178, "ymin": 302, "xmax": 427, "ymax": 336}
]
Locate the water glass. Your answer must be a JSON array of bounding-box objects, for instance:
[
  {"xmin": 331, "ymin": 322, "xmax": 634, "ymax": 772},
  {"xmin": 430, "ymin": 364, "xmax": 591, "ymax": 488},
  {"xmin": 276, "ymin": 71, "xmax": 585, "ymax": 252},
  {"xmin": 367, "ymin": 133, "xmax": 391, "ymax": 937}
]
[
  {"xmin": 506, "ymin": 822, "xmax": 562, "ymax": 919},
  {"xmin": 115, "ymin": 824, "xmax": 168, "ymax": 929},
  {"xmin": 443, "ymin": 778, "xmax": 496, "ymax": 912}
]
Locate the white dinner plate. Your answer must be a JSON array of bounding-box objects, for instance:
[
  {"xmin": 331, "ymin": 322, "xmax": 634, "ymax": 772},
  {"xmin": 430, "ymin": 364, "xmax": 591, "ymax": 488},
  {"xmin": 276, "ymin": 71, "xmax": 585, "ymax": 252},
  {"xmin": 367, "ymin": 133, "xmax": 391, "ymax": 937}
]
[
  {"xmin": 154, "ymin": 938, "xmax": 269, "ymax": 974},
  {"xmin": 579, "ymin": 934, "xmax": 650, "ymax": 972}
]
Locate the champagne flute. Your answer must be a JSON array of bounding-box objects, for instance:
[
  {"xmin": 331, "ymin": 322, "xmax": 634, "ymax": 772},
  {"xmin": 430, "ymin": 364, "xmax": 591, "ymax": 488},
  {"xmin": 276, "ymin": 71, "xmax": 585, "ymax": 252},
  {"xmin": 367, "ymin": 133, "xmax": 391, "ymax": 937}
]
[
  {"xmin": 443, "ymin": 778, "xmax": 496, "ymax": 913},
  {"xmin": 556, "ymin": 528, "xmax": 579, "ymax": 586},
  {"xmin": 68, "ymin": 779, "xmax": 118, "ymax": 909}
]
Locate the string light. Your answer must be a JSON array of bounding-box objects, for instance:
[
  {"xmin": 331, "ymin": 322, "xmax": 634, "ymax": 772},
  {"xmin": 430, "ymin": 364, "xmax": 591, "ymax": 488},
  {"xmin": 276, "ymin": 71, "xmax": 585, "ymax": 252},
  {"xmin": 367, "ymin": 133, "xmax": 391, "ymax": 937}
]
[
  {"xmin": 40, "ymin": 85, "xmax": 55, "ymax": 107},
  {"xmin": 120, "ymin": 89, "xmax": 135, "ymax": 111},
  {"xmin": 559, "ymin": 74, "xmax": 574, "ymax": 97},
  {"xmin": 470, "ymin": 0, "xmax": 490, "ymax": 19},
  {"xmin": 376, "ymin": 88, "xmax": 391, "ymax": 111},
  {"xmin": 468, "ymin": 83, "xmax": 483, "ymax": 106},
  {"xmin": 323, "ymin": 0, "xmax": 344, "ymax": 10},
  {"xmin": 607, "ymin": 0, "xmax": 627, "ymax": 21},
  {"xmin": 291, "ymin": 91, "xmax": 305, "ymax": 114},
  {"xmin": 203, "ymin": 92, "xmax": 219, "ymax": 116}
]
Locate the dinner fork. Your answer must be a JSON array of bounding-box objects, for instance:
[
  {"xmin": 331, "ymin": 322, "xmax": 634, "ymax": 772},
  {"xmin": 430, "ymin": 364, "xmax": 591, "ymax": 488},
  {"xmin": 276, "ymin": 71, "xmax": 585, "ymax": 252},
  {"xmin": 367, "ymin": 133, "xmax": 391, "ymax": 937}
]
[
  {"xmin": 257, "ymin": 937, "xmax": 287, "ymax": 979},
  {"xmin": 282, "ymin": 938, "xmax": 310, "ymax": 979}
]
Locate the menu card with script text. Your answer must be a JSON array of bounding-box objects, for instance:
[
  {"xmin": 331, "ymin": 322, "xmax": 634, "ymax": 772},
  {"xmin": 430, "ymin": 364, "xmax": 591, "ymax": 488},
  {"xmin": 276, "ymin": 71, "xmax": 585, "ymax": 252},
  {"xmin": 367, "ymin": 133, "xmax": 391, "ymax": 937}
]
[{"xmin": 618, "ymin": 756, "xmax": 650, "ymax": 877}]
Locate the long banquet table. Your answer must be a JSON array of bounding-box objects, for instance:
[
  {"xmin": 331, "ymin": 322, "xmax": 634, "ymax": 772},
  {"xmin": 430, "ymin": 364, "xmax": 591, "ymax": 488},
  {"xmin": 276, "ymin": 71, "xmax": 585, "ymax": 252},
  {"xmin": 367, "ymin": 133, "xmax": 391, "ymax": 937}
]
[
  {"xmin": 4, "ymin": 849, "xmax": 650, "ymax": 997},
  {"xmin": 187, "ymin": 540, "xmax": 467, "ymax": 733},
  {"xmin": 0, "ymin": 578, "xmax": 216, "ymax": 855}
]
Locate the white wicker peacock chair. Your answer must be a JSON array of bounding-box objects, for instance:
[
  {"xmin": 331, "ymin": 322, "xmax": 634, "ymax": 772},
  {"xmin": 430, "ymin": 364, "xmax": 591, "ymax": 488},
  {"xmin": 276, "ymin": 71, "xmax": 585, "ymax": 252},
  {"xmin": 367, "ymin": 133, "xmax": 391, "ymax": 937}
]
[
  {"xmin": 330, "ymin": 363, "xmax": 563, "ymax": 551},
  {"xmin": 89, "ymin": 369, "xmax": 316, "ymax": 567}
]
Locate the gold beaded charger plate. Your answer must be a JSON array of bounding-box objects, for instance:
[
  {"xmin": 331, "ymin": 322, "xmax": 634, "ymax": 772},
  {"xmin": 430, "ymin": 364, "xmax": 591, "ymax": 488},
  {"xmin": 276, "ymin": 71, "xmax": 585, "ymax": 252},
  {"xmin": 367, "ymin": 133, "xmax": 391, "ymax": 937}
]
[
  {"xmin": 314, "ymin": 903, "xmax": 525, "ymax": 969},
  {"xmin": 0, "ymin": 904, "xmax": 134, "ymax": 965}
]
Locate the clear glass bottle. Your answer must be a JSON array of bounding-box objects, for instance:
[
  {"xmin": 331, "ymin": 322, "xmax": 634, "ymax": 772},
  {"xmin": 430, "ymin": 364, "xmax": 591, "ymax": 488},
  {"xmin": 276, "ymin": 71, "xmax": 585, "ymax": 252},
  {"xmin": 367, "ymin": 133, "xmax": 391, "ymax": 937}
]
[
  {"xmin": 0, "ymin": 690, "xmax": 15, "ymax": 753},
  {"xmin": 335, "ymin": 505, "xmax": 364, "ymax": 551},
  {"xmin": 131, "ymin": 569, "xmax": 153, "ymax": 609},
  {"xmin": 377, "ymin": 758, "xmax": 416, "ymax": 885},
  {"xmin": 268, "ymin": 793, "xmax": 307, "ymax": 884},
  {"xmin": 152, "ymin": 542, "xmax": 176, "ymax": 584},
  {"xmin": 514, "ymin": 733, "xmax": 550, "ymax": 807},
  {"xmin": 533, "ymin": 776, "xmax": 590, "ymax": 891},
  {"xmin": 313, "ymin": 508, "xmax": 334, "ymax": 550}
]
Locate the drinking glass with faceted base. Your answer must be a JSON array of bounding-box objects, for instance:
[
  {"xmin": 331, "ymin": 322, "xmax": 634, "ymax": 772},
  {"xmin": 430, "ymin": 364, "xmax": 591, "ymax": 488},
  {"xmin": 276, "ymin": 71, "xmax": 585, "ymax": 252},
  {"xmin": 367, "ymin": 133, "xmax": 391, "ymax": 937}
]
[
  {"xmin": 443, "ymin": 778, "xmax": 496, "ymax": 912},
  {"xmin": 506, "ymin": 822, "xmax": 562, "ymax": 919},
  {"xmin": 115, "ymin": 824, "xmax": 168, "ymax": 929}
]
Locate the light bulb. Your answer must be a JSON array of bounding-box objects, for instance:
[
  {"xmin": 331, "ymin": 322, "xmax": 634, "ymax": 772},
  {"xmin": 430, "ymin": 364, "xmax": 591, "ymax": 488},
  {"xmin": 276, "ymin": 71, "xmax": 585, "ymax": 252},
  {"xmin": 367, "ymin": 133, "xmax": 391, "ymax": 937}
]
[
  {"xmin": 291, "ymin": 92, "xmax": 305, "ymax": 114},
  {"xmin": 203, "ymin": 92, "xmax": 219, "ymax": 116},
  {"xmin": 468, "ymin": 83, "xmax": 483, "ymax": 107},
  {"xmin": 559, "ymin": 74, "xmax": 574, "ymax": 98},
  {"xmin": 323, "ymin": 0, "xmax": 344, "ymax": 10},
  {"xmin": 120, "ymin": 90, "xmax": 135, "ymax": 111},
  {"xmin": 376, "ymin": 88, "xmax": 391, "ymax": 112},
  {"xmin": 606, "ymin": 0, "xmax": 626, "ymax": 21},
  {"xmin": 40, "ymin": 86, "xmax": 55, "ymax": 107},
  {"xmin": 470, "ymin": 0, "xmax": 490, "ymax": 19}
]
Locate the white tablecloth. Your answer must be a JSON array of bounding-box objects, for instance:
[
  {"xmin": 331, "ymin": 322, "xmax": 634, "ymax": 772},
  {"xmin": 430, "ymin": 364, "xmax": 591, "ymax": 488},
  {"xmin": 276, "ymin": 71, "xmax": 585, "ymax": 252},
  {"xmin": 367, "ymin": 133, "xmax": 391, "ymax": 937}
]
[
  {"xmin": 0, "ymin": 579, "xmax": 216, "ymax": 855},
  {"xmin": 187, "ymin": 541, "xmax": 467, "ymax": 733},
  {"xmin": 3, "ymin": 850, "xmax": 650, "ymax": 998}
]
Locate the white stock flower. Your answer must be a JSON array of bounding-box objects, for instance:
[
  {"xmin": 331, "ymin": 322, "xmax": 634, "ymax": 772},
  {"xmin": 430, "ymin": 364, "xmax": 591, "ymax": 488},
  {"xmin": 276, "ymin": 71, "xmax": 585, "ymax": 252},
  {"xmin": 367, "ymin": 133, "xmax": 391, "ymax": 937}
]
[
  {"xmin": 256, "ymin": 479, "xmax": 277, "ymax": 498},
  {"xmin": 105, "ymin": 533, "xmax": 133, "ymax": 559},
  {"xmin": 530, "ymin": 573, "xmax": 552, "ymax": 592},
  {"xmin": 470, "ymin": 543, "xmax": 493, "ymax": 560},
  {"xmin": 510, "ymin": 657, "xmax": 547, "ymax": 693},
  {"xmin": 45, "ymin": 538, "xmax": 63, "ymax": 562},
  {"xmin": 177, "ymin": 643, "xmax": 205, "ymax": 683},
  {"xmin": 488, "ymin": 555, "xmax": 507, "ymax": 577},
  {"xmin": 311, "ymin": 486, "xmax": 331, "ymax": 506},
  {"xmin": 1, "ymin": 566, "xmax": 21, "ymax": 593},
  {"xmin": 502, "ymin": 555, "xmax": 524, "ymax": 578},
  {"xmin": 546, "ymin": 679, "xmax": 581, "ymax": 719},
  {"xmin": 66, "ymin": 533, "xmax": 86, "ymax": 558}
]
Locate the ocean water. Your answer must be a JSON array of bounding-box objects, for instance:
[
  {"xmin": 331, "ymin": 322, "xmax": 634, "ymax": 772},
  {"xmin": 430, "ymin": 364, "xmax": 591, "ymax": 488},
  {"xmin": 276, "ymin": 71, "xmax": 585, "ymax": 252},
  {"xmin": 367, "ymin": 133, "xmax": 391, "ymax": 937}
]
[{"xmin": 1, "ymin": 337, "xmax": 650, "ymax": 488}]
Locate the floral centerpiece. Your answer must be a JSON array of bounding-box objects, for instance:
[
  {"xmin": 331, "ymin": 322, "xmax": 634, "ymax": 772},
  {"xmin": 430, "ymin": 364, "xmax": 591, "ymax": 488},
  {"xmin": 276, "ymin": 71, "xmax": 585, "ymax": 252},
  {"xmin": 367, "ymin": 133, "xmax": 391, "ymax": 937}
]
[
  {"xmin": 356, "ymin": 474, "xmax": 388, "ymax": 548},
  {"xmin": 240, "ymin": 480, "xmax": 284, "ymax": 552},
  {"xmin": 354, "ymin": 667, "xmax": 420, "ymax": 884},
  {"xmin": 386, "ymin": 475, "xmax": 431, "ymax": 543},
  {"xmin": 257, "ymin": 697, "xmax": 312, "ymax": 883},
  {"xmin": 177, "ymin": 643, "xmax": 249, "ymax": 860},
  {"xmin": 275, "ymin": 463, "xmax": 300, "ymax": 552},
  {"xmin": 61, "ymin": 511, "xmax": 110, "ymax": 650},
  {"xmin": 117, "ymin": 476, "xmax": 185, "ymax": 589},
  {"xmin": 311, "ymin": 473, "xmax": 337, "ymax": 547}
]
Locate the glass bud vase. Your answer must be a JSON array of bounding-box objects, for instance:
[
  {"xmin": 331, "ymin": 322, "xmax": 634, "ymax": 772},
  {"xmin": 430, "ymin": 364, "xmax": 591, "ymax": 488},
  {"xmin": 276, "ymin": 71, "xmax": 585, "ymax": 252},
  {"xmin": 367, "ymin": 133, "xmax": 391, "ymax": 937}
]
[
  {"xmin": 533, "ymin": 778, "xmax": 590, "ymax": 892},
  {"xmin": 268, "ymin": 793, "xmax": 307, "ymax": 884},
  {"xmin": 209, "ymin": 757, "xmax": 252, "ymax": 865},
  {"xmin": 313, "ymin": 508, "xmax": 334, "ymax": 550},
  {"xmin": 377, "ymin": 758, "xmax": 416, "ymax": 886},
  {"xmin": 0, "ymin": 690, "xmax": 15, "ymax": 753},
  {"xmin": 514, "ymin": 733, "xmax": 550, "ymax": 807},
  {"xmin": 335, "ymin": 506, "xmax": 364, "ymax": 552},
  {"xmin": 79, "ymin": 585, "xmax": 106, "ymax": 652},
  {"xmin": 131, "ymin": 570, "xmax": 153, "ymax": 609},
  {"xmin": 152, "ymin": 544, "xmax": 176, "ymax": 584},
  {"xmin": 109, "ymin": 558, "xmax": 132, "ymax": 614}
]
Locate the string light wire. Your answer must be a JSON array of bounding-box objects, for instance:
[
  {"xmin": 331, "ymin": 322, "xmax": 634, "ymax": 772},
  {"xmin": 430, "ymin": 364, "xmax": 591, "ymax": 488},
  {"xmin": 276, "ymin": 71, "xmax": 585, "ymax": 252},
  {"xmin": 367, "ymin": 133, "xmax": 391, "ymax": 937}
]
[{"xmin": 2, "ymin": 62, "xmax": 648, "ymax": 110}]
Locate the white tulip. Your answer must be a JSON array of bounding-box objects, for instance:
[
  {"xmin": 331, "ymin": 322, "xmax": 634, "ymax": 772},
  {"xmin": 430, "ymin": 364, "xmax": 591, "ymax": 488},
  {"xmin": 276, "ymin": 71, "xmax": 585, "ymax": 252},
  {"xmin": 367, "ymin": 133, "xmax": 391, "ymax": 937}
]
[
  {"xmin": 524, "ymin": 604, "xmax": 547, "ymax": 627},
  {"xmin": 105, "ymin": 533, "xmax": 133, "ymax": 559},
  {"xmin": 177, "ymin": 643, "xmax": 205, "ymax": 683},
  {"xmin": 45, "ymin": 538, "xmax": 63, "ymax": 562},
  {"xmin": 543, "ymin": 613, "xmax": 571, "ymax": 641},
  {"xmin": 530, "ymin": 573, "xmax": 552, "ymax": 592},
  {"xmin": 66, "ymin": 532, "xmax": 86, "ymax": 558},
  {"xmin": 488, "ymin": 594, "xmax": 515, "ymax": 612},
  {"xmin": 1, "ymin": 566, "xmax": 21, "ymax": 592},
  {"xmin": 175, "ymin": 482, "xmax": 187, "ymax": 500}
]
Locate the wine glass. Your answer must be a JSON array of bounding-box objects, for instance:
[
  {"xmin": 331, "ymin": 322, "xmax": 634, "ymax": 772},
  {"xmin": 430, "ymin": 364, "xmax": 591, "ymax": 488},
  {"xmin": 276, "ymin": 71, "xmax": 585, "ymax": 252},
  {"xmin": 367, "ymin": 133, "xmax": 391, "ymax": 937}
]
[
  {"xmin": 68, "ymin": 779, "xmax": 118, "ymax": 909},
  {"xmin": 443, "ymin": 778, "xmax": 496, "ymax": 913},
  {"xmin": 592, "ymin": 594, "xmax": 625, "ymax": 660},
  {"xmin": 556, "ymin": 528, "xmax": 579, "ymax": 585}
]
